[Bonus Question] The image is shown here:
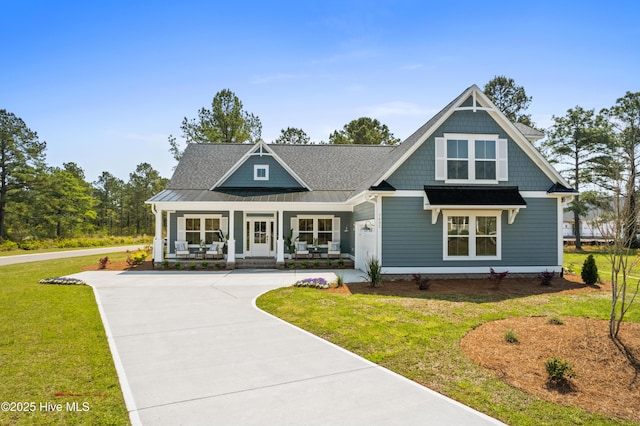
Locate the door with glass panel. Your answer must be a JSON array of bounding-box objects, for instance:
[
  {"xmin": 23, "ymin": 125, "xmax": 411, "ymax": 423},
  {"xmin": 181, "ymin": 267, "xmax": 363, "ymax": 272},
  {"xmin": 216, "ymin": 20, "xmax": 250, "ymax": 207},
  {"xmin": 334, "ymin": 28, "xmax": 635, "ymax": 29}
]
[{"xmin": 249, "ymin": 220, "xmax": 273, "ymax": 257}]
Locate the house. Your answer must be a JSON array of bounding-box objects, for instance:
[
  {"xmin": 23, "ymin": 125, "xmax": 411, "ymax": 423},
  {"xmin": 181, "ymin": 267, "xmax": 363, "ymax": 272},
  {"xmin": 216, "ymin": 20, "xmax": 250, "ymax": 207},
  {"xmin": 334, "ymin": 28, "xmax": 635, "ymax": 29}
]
[{"xmin": 147, "ymin": 85, "xmax": 577, "ymax": 273}]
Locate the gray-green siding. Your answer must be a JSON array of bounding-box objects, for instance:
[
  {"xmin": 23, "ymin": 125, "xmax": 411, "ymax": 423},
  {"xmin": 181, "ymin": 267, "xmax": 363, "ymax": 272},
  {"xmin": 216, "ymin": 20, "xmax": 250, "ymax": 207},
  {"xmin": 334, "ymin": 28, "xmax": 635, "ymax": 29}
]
[
  {"xmin": 220, "ymin": 155, "xmax": 303, "ymax": 188},
  {"xmin": 381, "ymin": 197, "xmax": 558, "ymax": 267},
  {"xmin": 387, "ymin": 109, "xmax": 554, "ymax": 191}
]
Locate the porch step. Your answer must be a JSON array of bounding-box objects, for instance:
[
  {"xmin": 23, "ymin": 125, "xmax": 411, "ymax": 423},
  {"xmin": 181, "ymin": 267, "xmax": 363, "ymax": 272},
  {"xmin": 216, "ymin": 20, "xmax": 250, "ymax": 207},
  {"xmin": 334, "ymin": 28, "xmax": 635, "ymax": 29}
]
[{"xmin": 235, "ymin": 258, "xmax": 278, "ymax": 269}]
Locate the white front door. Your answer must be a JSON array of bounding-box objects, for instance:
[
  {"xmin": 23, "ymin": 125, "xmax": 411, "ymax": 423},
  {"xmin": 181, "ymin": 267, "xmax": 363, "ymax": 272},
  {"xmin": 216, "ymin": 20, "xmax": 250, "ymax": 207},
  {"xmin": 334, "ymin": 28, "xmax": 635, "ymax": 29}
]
[{"xmin": 250, "ymin": 220, "xmax": 272, "ymax": 257}]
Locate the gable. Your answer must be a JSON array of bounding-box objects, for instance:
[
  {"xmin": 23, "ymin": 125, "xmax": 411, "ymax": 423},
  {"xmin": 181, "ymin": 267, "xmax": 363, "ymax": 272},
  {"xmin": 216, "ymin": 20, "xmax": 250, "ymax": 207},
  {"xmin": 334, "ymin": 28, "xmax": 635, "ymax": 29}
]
[
  {"xmin": 386, "ymin": 108, "xmax": 554, "ymax": 190},
  {"xmin": 218, "ymin": 154, "xmax": 304, "ymax": 189},
  {"xmin": 357, "ymin": 86, "xmax": 571, "ymax": 197}
]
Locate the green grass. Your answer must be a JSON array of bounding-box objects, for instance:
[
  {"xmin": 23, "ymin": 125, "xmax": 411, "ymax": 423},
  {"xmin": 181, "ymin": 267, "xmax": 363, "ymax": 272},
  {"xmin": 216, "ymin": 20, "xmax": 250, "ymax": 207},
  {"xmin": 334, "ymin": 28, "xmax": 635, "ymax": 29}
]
[
  {"xmin": 0, "ymin": 253, "xmax": 130, "ymax": 425},
  {"xmin": 257, "ymin": 279, "xmax": 640, "ymax": 425},
  {"xmin": 563, "ymin": 246, "xmax": 640, "ymax": 282}
]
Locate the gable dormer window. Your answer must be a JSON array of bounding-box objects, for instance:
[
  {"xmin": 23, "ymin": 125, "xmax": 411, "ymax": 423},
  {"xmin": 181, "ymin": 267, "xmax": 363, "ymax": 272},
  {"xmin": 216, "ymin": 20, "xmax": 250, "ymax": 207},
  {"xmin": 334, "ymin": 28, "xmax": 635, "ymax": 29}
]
[
  {"xmin": 254, "ymin": 164, "xmax": 269, "ymax": 181},
  {"xmin": 435, "ymin": 134, "xmax": 507, "ymax": 183}
]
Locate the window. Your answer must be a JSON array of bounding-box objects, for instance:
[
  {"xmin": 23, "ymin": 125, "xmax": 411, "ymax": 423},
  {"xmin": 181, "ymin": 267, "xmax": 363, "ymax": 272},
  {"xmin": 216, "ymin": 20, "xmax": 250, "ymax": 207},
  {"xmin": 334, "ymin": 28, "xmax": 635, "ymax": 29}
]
[
  {"xmin": 185, "ymin": 218, "xmax": 201, "ymax": 245},
  {"xmin": 298, "ymin": 218, "xmax": 314, "ymax": 244},
  {"xmin": 444, "ymin": 211, "xmax": 500, "ymax": 260},
  {"xmin": 435, "ymin": 134, "xmax": 507, "ymax": 182},
  {"xmin": 446, "ymin": 139, "xmax": 469, "ymax": 180},
  {"xmin": 317, "ymin": 218, "xmax": 333, "ymax": 245},
  {"xmin": 293, "ymin": 216, "xmax": 339, "ymax": 246},
  {"xmin": 474, "ymin": 140, "xmax": 496, "ymax": 180},
  {"xmin": 254, "ymin": 164, "xmax": 269, "ymax": 181},
  {"xmin": 178, "ymin": 215, "xmax": 224, "ymax": 246}
]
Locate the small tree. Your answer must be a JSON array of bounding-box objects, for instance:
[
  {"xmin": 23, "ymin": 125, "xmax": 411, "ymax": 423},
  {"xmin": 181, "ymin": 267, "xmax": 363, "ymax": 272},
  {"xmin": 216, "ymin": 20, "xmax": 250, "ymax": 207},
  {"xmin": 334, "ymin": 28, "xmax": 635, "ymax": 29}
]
[{"xmin": 581, "ymin": 254, "xmax": 599, "ymax": 285}]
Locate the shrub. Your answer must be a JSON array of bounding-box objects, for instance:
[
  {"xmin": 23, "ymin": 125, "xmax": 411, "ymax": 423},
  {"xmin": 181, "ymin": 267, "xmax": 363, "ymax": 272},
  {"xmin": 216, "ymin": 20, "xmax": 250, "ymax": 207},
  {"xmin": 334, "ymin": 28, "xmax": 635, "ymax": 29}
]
[
  {"xmin": 201, "ymin": 261, "xmax": 209, "ymax": 269},
  {"xmin": 161, "ymin": 260, "xmax": 169, "ymax": 269},
  {"xmin": 126, "ymin": 250, "xmax": 148, "ymax": 267},
  {"xmin": 288, "ymin": 261, "xmax": 295, "ymax": 269},
  {"xmin": 189, "ymin": 262, "xmax": 197, "ymax": 270},
  {"xmin": 19, "ymin": 238, "xmax": 43, "ymax": 250},
  {"xmin": 313, "ymin": 259, "xmax": 320, "ymax": 268},
  {"xmin": 174, "ymin": 262, "xmax": 183, "ymax": 270},
  {"xmin": 504, "ymin": 329, "xmax": 519, "ymax": 343},
  {"xmin": 581, "ymin": 254, "xmax": 598, "ymax": 285},
  {"xmin": 548, "ymin": 316, "xmax": 564, "ymax": 325},
  {"xmin": 215, "ymin": 262, "xmax": 222, "ymax": 270},
  {"xmin": 300, "ymin": 260, "xmax": 308, "ymax": 269},
  {"xmin": 325, "ymin": 260, "xmax": 333, "ymax": 268},
  {"xmin": 363, "ymin": 257, "xmax": 382, "ymax": 288},
  {"xmin": 411, "ymin": 274, "xmax": 430, "ymax": 291},
  {"xmin": 293, "ymin": 277, "xmax": 329, "ymax": 289},
  {"xmin": 545, "ymin": 357, "xmax": 575, "ymax": 383},
  {"xmin": 0, "ymin": 240, "xmax": 19, "ymax": 251},
  {"xmin": 539, "ymin": 270, "xmax": 555, "ymax": 286},
  {"xmin": 489, "ymin": 267, "xmax": 508, "ymax": 289},
  {"xmin": 98, "ymin": 256, "xmax": 109, "ymax": 270},
  {"xmin": 335, "ymin": 274, "xmax": 344, "ymax": 288},
  {"xmin": 338, "ymin": 258, "xmax": 345, "ymax": 268}
]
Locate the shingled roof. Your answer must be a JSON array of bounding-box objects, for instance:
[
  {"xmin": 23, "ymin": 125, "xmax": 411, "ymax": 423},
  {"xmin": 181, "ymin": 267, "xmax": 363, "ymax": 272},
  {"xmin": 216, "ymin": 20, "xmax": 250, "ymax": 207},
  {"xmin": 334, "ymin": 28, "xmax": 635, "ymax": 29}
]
[{"xmin": 167, "ymin": 142, "xmax": 395, "ymax": 193}]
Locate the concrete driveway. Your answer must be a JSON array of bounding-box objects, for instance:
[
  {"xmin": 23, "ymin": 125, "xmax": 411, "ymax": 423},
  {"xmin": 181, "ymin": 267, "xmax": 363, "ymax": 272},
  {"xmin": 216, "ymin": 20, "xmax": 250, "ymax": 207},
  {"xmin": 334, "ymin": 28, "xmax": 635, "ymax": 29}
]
[{"xmin": 79, "ymin": 269, "xmax": 503, "ymax": 426}]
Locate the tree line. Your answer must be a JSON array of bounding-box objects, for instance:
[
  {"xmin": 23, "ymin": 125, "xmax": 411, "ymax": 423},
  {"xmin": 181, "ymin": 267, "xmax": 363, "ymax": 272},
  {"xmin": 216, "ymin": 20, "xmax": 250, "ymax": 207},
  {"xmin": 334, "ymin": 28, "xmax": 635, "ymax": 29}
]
[{"xmin": 0, "ymin": 109, "xmax": 167, "ymax": 242}]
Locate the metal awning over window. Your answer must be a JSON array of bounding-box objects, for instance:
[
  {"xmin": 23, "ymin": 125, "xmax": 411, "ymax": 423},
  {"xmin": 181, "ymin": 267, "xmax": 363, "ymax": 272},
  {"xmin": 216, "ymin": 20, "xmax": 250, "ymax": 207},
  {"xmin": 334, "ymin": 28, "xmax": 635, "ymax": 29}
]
[{"xmin": 423, "ymin": 185, "xmax": 527, "ymax": 224}]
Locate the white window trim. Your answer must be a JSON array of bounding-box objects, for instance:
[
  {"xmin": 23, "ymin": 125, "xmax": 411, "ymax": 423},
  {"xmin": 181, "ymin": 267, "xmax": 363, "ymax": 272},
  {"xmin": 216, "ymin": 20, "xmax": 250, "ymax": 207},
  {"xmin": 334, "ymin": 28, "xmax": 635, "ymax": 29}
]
[
  {"xmin": 254, "ymin": 164, "xmax": 269, "ymax": 181},
  {"xmin": 436, "ymin": 133, "xmax": 507, "ymax": 184},
  {"xmin": 178, "ymin": 214, "xmax": 226, "ymax": 246},
  {"xmin": 442, "ymin": 210, "xmax": 502, "ymax": 261},
  {"xmin": 292, "ymin": 215, "xmax": 340, "ymax": 246}
]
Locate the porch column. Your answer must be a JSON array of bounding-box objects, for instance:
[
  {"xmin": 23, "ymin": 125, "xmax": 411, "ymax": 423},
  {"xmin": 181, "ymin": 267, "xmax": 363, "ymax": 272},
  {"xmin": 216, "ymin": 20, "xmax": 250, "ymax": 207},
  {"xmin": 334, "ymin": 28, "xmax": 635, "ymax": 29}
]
[
  {"xmin": 227, "ymin": 209, "xmax": 236, "ymax": 266},
  {"xmin": 276, "ymin": 209, "xmax": 284, "ymax": 264},
  {"xmin": 152, "ymin": 204, "xmax": 164, "ymax": 262}
]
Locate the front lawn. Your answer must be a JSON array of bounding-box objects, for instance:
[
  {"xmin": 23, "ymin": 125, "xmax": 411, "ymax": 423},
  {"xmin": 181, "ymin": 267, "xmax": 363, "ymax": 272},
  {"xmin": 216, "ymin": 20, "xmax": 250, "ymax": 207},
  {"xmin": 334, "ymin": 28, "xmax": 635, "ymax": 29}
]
[
  {"xmin": 256, "ymin": 275, "xmax": 639, "ymax": 425},
  {"xmin": 0, "ymin": 254, "xmax": 130, "ymax": 425}
]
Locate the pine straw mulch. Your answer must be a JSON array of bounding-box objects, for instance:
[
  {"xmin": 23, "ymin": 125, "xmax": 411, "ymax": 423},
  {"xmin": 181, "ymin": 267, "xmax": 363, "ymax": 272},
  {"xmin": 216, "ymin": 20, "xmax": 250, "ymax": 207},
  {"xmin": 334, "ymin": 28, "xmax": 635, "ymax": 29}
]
[
  {"xmin": 327, "ymin": 275, "xmax": 640, "ymax": 422},
  {"xmin": 82, "ymin": 259, "xmax": 155, "ymax": 271}
]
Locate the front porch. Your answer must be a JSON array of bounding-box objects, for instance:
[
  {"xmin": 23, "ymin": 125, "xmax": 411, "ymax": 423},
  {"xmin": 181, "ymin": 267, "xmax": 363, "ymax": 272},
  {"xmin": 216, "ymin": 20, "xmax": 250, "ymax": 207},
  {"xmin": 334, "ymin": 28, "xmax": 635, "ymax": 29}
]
[{"xmin": 150, "ymin": 206, "xmax": 353, "ymax": 269}]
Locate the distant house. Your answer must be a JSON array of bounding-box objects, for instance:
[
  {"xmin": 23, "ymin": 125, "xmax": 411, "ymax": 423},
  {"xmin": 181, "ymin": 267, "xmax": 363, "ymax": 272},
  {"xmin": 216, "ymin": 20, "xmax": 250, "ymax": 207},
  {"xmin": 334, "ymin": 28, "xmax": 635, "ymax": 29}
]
[{"xmin": 147, "ymin": 85, "xmax": 577, "ymax": 273}]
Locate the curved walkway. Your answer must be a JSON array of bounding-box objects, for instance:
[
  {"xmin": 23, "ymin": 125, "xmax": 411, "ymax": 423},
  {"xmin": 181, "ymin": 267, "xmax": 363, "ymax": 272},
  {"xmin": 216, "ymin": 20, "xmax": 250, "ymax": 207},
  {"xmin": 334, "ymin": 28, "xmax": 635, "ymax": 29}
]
[{"xmin": 79, "ymin": 269, "xmax": 504, "ymax": 426}]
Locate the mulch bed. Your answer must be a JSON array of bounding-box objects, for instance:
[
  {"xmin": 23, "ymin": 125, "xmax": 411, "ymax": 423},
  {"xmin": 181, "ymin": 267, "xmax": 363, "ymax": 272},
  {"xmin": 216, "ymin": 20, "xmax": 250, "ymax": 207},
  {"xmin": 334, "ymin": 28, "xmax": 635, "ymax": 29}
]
[{"xmin": 327, "ymin": 275, "xmax": 639, "ymax": 422}]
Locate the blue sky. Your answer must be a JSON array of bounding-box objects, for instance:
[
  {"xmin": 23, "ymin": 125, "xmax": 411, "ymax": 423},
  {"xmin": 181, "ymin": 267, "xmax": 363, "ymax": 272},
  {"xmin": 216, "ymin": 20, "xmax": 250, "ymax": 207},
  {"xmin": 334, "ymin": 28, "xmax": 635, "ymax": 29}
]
[{"xmin": 2, "ymin": 1, "xmax": 639, "ymax": 181}]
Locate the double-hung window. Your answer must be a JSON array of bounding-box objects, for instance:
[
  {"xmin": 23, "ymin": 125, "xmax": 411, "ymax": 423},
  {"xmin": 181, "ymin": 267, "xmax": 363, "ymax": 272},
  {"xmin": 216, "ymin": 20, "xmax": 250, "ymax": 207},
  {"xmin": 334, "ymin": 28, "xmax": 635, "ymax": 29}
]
[
  {"xmin": 436, "ymin": 134, "xmax": 507, "ymax": 183},
  {"xmin": 178, "ymin": 215, "xmax": 226, "ymax": 245},
  {"xmin": 292, "ymin": 216, "xmax": 340, "ymax": 246},
  {"xmin": 444, "ymin": 211, "xmax": 501, "ymax": 260}
]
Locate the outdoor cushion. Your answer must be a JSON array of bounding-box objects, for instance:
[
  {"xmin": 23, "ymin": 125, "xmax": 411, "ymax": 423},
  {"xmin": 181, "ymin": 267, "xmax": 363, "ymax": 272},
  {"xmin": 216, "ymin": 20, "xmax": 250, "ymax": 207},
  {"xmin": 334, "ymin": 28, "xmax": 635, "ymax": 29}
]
[
  {"xmin": 176, "ymin": 242, "xmax": 187, "ymax": 251},
  {"xmin": 297, "ymin": 242, "xmax": 307, "ymax": 251},
  {"xmin": 209, "ymin": 243, "xmax": 218, "ymax": 251},
  {"xmin": 330, "ymin": 242, "xmax": 340, "ymax": 251}
]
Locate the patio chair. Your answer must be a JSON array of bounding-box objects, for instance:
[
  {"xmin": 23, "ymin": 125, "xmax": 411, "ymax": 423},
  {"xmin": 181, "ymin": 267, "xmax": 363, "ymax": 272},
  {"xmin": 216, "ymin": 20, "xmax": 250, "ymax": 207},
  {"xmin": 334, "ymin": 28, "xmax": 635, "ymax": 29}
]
[
  {"xmin": 175, "ymin": 240, "xmax": 190, "ymax": 259},
  {"xmin": 205, "ymin": 242, "xmax": 223, "ymax": 260},
  {"xmin": 327, "ymin": 241, "xmax": 340, "ymax": 259},
  {"xmin": 295, "ymin": 241, "xmax": 309, "ymax": 259}
]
